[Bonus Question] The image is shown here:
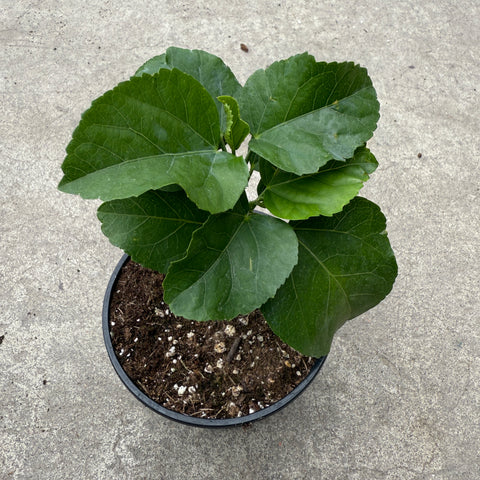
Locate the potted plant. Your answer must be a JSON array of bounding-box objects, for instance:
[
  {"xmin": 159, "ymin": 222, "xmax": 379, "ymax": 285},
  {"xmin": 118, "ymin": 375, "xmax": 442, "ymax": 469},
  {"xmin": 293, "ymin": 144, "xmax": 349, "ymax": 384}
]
[{"xmin": 58, "ymin": 47, "xmax": 397, "ymax": 427}]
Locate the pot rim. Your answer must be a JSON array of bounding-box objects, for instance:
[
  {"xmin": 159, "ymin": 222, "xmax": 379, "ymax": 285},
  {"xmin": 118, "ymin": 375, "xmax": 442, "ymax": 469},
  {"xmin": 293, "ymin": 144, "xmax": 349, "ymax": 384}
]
[{"xmin": 103, "ymin": 254, "xmax": 327, "ymax": 428}]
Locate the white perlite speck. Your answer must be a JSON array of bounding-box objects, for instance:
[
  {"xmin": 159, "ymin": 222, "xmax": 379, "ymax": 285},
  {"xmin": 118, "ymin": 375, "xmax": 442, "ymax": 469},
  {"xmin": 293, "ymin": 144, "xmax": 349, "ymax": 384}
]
[
  {"xmin": 224, "ymin": 325, "xmax": 236, "ymax": 337},
  {"xmin": 204, "ymin": 364, "xmax": 214, "ymax": 374},
  {"xmin": 177, "ymin": 386, "xmax": 187, "ymax": 395},
  {"xmin": 231, "ymin": 385, "xmax": 243, "ymax": 397}
]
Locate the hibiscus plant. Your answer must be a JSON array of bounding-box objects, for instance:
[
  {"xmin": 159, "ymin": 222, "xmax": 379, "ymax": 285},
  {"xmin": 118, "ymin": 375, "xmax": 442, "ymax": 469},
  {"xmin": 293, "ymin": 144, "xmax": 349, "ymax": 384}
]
[{"xmin": 59, "ymin": 47, "xmax": 397, "ymax": 357}]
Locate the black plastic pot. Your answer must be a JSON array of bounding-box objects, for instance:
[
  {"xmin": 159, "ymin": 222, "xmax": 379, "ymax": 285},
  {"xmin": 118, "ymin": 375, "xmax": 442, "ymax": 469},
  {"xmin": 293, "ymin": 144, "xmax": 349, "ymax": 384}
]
[{"xmin": 103, "ymin": 254, "xmax": 327, "ymax": 428}]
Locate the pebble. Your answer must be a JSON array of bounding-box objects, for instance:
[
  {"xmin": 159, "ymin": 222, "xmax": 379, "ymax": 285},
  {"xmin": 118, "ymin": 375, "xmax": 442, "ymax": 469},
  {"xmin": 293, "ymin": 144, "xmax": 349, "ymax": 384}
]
[{"xmin": 214, "ymin": 342, "xmax": 226, "ymax": 353}]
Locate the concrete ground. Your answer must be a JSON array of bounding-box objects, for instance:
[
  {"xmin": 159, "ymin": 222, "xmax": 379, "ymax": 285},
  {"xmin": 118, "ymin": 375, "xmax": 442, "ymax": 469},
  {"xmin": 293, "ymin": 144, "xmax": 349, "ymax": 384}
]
[{"xmin": 1, "ymin": 1, "xmax": 479, "ymax": 478}]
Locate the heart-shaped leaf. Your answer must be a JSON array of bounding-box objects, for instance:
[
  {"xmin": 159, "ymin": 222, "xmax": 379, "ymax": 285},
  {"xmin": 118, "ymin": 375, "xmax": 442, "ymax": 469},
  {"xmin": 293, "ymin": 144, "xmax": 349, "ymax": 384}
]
[
  {"xmin": 58, "ymin": 68, "xmax": 248, "ymax": 213},
  {"xmin": 240, "ymin": 54, "xmax": 379, "ymax": 175},
  {"xmin": 97, "ymin": 189, "xmax": 208, "ymax": 272},
  {"xmin": 258, "ymin": 146, "xmax": 378, "ymax": 219},
  {"xmin": 261, "ymin": 197, "xmax": 398, "ymax": 357},
  {"xmin": 135, "ymin": 47, "xmax": 242, "ymax": 133},
  {"xmin": 163, "ymin": 209, "xmax": 298, "ymax": 321}
]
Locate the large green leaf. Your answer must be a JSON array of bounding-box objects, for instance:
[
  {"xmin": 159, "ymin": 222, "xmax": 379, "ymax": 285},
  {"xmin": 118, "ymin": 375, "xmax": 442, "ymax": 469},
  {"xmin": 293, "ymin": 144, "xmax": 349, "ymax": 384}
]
[
  {"xmin": 97, "ymin": 189, "xmax": 208, "ymax": 272},
  {"xmin": 261, "ymin": 197, "xmax": 398, "ymax": 357},
  {"xmin": 240, "ymin": 53, "xmax": 379, "ymax": 175},
  {"xmin": 135, "ymin": 47, "xmax": 242, "ymax": 133},
  {"xmin": 58, "ymin": 68, "xmax": 248, "ymax": 213},
  {"xmin": 163, "ymin": 208, "xmax": 299, "ymax": 321},
  {"xmin": 258, "ymin": 147, "xmax": 378, "ymax": 220}
]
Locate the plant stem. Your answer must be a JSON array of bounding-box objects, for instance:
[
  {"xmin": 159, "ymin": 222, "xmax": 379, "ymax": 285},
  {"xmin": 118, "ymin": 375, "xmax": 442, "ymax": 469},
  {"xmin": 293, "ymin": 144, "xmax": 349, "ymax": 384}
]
[
  {"xmin": 220, "ymin": 137, "xmax": 227, "ymax": 152},
  {"xmin": 248, "ymin": 195, "xmax": 265, "ymax": 211}
]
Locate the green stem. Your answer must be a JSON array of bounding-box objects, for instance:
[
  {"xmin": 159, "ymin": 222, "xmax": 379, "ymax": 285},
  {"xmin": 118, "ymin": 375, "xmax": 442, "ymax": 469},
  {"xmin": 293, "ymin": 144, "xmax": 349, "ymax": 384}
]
[
  {"xmin": 248, "ymin": 194, "xmax": 265, "ymax": 211},
  {"xmin": 220, "ymin": 137, "xmax": 227, "ymax": 152}
]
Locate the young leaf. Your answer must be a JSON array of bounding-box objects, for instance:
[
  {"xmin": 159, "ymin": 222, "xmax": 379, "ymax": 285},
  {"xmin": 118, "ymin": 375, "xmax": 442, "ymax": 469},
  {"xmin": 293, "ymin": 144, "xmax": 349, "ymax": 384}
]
[
  {"xmin": 58, "ymin": 68, "xmax": 248, "ymax": 213},
  {"xmin": 163, "ymin": 209, "xmax": 298, "ymax": 321},
  {"xmin": 218, "ymin": 95, "xmax": 250, "ymax": 151},
  {"xmin": 97, "ymin": 189, "xmax": 208, "ymax": 273},
  {"xmin": 258, "ymin": 147, "xmax": 378, "ymax": 220},
  {"xmin": 240, "ymin": 54, "xmax": 380, "ymax": 175},
  {"xmin": 135, "ymin": 47, "xmax": 242, "ymax": 133},
  {"xmin": 261, "ymin": 197, "xmax": 398, "ymax": 357}
]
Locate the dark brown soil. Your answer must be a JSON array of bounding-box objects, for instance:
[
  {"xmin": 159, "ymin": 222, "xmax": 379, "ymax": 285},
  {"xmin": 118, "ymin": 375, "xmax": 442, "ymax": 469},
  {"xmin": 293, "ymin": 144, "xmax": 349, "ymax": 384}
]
[{"xmin": 109, "ymin": 259, "xmax": 316, "ymax": 419}]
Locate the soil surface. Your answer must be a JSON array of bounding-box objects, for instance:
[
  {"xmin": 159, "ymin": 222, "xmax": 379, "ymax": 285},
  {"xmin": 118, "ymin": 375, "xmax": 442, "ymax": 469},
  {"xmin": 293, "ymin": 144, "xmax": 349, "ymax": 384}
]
[{"xmin": 109, "ymin": 259, "xmax": 316, "ymax": 419}]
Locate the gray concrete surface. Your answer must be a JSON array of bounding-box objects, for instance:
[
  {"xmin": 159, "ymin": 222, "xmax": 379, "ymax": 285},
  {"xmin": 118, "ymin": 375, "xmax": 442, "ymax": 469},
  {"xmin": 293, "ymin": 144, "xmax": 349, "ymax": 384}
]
[{"xmin": 1, "ymin": 1, "xmax": 479, "ymax": 478}]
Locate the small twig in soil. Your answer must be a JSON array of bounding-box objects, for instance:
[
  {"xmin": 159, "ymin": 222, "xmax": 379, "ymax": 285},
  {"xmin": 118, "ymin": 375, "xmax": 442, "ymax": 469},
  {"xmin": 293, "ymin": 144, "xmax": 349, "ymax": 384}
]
[
  {"xmin": 178, "ymin": 357, "xmax": 191, "ymax": 373},
  {"xmin": 226, "ymin": 337, "xmax": 242, "ymax": 363},
  {"xmin": 213, "ymin": 404, "xmax": 227, "ymax": 418},
  {"xmin": 190, "ymin": 408, "xmax": 215, "ymax": 417}
]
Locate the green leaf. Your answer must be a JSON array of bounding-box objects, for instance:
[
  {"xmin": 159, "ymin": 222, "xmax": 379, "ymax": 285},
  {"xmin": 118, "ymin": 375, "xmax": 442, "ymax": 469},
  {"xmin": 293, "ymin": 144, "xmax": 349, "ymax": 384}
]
[
  {"xmin": 135, "ymin": 47, "xmax": 242, "ymax": 133},
  {"xmin": 97, "ymin": 189, "xmax": 208, "ymax": 272},
  {"xmin": 218, "ymin": 95, "xmax": 250, "ymax": 151},
  {"xmin": 163, "ymin": 209, "xmax": 299, "ymax": 321},
  {"xmin": 258, "ymin": 146, "xmax": 378, "ymax": 220},
  {"xmin": 240, "ymin": 53, "xmax": 380, "ymax": 175},
  {"xmin": 58, "ymin": 68, "xmax": 248, "ymax": 213},
  {"xmin": 134, "ymin": 53, "xmax": 169, "ymax": 76},
  {"xmin": 261, "ymin": 197, "xmax": 398, "ymax": 357}
]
